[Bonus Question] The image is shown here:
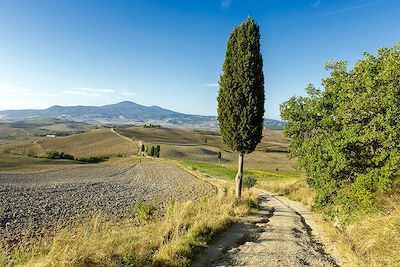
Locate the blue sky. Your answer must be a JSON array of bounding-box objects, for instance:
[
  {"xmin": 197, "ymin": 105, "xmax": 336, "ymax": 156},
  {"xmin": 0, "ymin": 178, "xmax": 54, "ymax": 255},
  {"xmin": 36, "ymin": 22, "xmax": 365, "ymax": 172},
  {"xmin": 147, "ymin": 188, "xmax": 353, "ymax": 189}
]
[{"xmin": 0, "ymin": 0, "xmax": 399, "ymax": 119}]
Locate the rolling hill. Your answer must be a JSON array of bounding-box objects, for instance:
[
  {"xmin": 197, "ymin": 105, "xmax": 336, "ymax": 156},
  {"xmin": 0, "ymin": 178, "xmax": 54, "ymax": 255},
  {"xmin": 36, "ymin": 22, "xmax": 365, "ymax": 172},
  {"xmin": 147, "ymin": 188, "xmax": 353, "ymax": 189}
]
[{"xmin": 0, "ymin": 101, "xmax": 285, "ymax": 129}]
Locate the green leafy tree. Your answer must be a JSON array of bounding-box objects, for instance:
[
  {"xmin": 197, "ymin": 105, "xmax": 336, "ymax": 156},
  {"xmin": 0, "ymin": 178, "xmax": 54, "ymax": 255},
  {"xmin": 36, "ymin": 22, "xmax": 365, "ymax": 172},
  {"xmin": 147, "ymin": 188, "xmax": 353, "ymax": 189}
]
[
  {"xmin": 149, "ymin": 146, "xmax": 155, "ymax": 157},
  {"xmin": 281, "ymin": 44, "xmax": 400, "ymax": 222},
  {"xmin": 218, "ymin": 17, "xmax": 265, "ymax": 198}
]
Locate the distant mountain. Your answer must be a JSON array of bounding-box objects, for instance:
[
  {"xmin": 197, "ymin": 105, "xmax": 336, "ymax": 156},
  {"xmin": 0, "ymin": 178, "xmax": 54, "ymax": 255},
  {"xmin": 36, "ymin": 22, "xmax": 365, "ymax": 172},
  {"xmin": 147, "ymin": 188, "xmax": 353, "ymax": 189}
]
[{"xmin": 0, "ymin": 101, "xmax": 285, "ymax": 130}]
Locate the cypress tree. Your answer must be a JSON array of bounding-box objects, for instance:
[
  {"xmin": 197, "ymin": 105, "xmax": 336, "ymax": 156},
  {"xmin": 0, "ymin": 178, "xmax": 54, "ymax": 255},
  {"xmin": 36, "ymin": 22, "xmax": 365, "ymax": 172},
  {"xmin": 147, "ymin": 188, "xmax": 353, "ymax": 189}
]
[
  {"xmin": 156, "ymin": 145, "xmax": 160, "ymax": 158},
  {"xmin": 217, "ymin": 17, "xmax": 265, "ymax": 198}
]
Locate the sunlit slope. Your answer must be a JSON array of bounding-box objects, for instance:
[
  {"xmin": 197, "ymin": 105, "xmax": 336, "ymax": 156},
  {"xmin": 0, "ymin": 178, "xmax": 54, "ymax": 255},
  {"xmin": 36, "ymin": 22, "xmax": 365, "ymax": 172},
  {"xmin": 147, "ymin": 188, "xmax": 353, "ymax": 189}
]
[
  {"xmin": 38, "ymin": 129, "xmax": 137, "ymax": 158},
  {"xmin": 116, "ymin": 127, "xmax": 295, "ymax": 174},
  {"xmin": 117, "ymin": 127, "xmax": 288, "ymax": 150}
]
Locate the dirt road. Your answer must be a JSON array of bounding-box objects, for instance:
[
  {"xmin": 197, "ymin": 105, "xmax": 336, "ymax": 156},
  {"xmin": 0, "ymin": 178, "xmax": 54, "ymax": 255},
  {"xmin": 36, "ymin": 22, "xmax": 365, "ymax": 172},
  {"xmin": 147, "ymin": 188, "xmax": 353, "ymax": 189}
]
[
  {"xmin": 192, "ymin": 191, "xmax": 341, "ymax": 267},
  {"xmin": 111, "ymin": 128, "xmax": 142, "ymax": 154},
  {"xmin": 33, "ymin": 140, "xmax": 44, "ymax": 155}
]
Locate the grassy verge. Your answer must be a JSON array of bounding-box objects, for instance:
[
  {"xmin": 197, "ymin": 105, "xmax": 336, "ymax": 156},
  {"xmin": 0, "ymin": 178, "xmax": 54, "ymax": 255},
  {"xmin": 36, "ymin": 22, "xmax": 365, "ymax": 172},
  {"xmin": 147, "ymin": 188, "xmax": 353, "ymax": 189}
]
[
  {"xmin": 183, "ymin": 160, "xmax": 400, "ymax": 266},
  {"xmin": 1, "ymin": 184, "xmax": 257, "ymax": 267}
]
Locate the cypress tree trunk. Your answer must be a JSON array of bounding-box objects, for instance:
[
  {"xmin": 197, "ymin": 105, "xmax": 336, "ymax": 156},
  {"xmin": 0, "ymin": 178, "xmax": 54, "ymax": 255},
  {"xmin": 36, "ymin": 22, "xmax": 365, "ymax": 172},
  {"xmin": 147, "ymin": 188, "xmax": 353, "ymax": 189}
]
[{"xmin": 235, "ymin": 153, "xmax": 244, "ymax": 198}]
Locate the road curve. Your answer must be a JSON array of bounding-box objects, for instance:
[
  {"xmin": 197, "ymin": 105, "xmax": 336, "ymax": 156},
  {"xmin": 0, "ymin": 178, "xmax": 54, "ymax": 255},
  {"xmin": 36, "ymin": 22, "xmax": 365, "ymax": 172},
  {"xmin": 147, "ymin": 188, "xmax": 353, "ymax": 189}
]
[{"xmin": 110, "ymin": 128, "xmax": 141, "ymax": 155}]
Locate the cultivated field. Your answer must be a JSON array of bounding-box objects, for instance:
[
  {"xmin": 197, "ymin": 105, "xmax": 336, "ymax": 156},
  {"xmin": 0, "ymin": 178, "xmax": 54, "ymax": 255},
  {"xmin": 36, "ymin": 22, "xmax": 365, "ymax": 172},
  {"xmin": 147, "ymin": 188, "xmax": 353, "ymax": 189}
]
[{"xmin": 0, "ymin": 159, "xmax": 216, "ymax": 250}]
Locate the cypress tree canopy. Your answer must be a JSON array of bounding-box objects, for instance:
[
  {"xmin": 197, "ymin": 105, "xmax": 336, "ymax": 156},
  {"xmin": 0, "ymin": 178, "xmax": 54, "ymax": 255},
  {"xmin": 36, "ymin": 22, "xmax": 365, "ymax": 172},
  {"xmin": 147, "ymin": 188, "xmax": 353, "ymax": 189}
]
[{"xmin": 217, "ymin": 17, "xmax": 265, "ymax": 154}]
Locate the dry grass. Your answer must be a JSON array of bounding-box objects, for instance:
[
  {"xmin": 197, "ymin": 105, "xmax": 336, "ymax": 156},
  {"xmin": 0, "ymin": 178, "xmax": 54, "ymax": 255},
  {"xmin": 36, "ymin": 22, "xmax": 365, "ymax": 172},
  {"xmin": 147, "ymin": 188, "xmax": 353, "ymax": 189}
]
[
  {"xmin": 259, "ymin": 179, "xmax": 315, "ymax": 207},
  {"xmin": 118, "ymin": 127, "xmax": 289, "ymax": 156},
  {"xmin": 0, "ymin": 155, "xmax": 79, "ymax": 174},
  {"xmin": 0, "ymin": 126, "xmax": 32, "ymax": 141},
  {"xmin": 116, "ymin": 127, "xmax": 224, "ymax": 148},
  {"xmin": 345, "ymin": 206, "xmax": 400, "ymax": 266},
  {"xmin": 116, "ymin": 126, "xmax": 299, "ymax": 177},
  {"xmin": 2, "ymin": 142, "xmax": 39, "ymax": 157},
  {"xmin": 39, "ymin": 129, "xmax": 137, "ymax": 158},
  {"xmin": 4, "ymin": 184, "xmax": 257, "ymax": 267}
]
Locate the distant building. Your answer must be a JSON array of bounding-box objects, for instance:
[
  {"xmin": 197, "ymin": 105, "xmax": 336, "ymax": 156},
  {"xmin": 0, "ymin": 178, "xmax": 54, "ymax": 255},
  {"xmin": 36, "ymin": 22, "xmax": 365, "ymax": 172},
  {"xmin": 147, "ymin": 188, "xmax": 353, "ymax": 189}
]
[{"xmin": 46, "ymin": 134, "xmax": 56, "ymax": 138}]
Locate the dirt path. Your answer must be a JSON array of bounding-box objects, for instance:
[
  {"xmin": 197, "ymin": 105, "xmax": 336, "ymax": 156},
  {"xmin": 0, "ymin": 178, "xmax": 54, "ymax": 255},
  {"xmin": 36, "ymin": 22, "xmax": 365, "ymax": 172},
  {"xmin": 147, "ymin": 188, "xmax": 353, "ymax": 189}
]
[
  {"xmin": 33, "ymin": 140, "xmax": 44, "ymax": 155},
  {"xmin": 111, "ymin": 128, "xmax": 142, "ymax": 155},
  {"xmin": 192, "ymin": 191, "xmax": 341, "ymax": 267}
]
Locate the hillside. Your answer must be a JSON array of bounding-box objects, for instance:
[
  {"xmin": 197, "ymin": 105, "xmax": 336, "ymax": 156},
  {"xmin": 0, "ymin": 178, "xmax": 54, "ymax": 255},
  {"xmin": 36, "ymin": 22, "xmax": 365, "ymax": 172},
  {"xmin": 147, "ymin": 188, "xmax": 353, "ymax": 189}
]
[{"xmin": 0, "ymin": 101, "xmax": 285, "ymax": 130}]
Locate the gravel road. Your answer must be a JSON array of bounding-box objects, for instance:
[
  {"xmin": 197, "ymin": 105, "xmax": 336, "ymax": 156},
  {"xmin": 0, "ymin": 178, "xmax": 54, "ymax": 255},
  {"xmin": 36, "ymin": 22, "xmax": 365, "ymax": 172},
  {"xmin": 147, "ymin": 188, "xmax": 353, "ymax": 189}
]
[
  {"xmin": 0, "ymin": 161, "xmax": 216, "ymax": 248},
  {"xmin": 193, "ymin": 191, "xmax": 340, "ymax": 267}
]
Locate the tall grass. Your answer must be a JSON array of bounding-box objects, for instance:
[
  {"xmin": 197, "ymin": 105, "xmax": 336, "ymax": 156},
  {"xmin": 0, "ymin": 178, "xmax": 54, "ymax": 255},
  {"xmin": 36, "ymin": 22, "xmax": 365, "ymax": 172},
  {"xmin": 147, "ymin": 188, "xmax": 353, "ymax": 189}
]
[
  {"xmin": 7, "ymin": 187, "xmax": 257, "ymax": 267},
  {"xmin": 346, "ymin": 206, "xmax": 400, "ymax": 266},
  {"xmin": 259, "ymin": 179, "xmax": 315, "ymax": 207}
]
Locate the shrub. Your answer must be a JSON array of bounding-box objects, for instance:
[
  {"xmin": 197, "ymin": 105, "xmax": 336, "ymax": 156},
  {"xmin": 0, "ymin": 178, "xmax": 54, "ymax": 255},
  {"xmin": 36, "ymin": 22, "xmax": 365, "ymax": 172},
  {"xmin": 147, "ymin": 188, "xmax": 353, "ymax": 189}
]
[
  {"xmin": 77, "ymin": 156, "xmax": 108, "ymax": 164},
  {"xmin": 24, "ymin": 149, "xmax": 35, "ymax": 157},
  {"xmin": 243, "ymin": 175, "xmax": 257, "ymax": 188},
  {"xmin": 42, "ymin": 151, "xmax": 60, "ymax": 159},
  {"xmin": 42, "ymin": 151, "xmax": 74, "ymax": 160},
  {"xmin": 135, "ymin": 199, "xmax": 158, "ymax": 224},
  {"xmin": 59, "ymin": 152, "xmax": 74, "ymax": 160}
]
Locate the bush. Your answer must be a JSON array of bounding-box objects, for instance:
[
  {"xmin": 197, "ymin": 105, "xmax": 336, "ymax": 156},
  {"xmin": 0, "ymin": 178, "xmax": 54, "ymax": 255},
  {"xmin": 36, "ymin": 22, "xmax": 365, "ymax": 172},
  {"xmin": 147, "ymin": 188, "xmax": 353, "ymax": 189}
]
[
  {"xmin": 42, "ymin": 151, "xmax": 60, "ymax": 159},
  {"xmin": 243, "ymin": 175, "xmax": 257, "ymax": 188},
  {"xmin": 59, "ymin": 152, "xmax": 74, "ymax": 160},
  {"xmin": 77, "ymin": 156, "xmax": 108, "ymax": 164},
  {"xmin": 24, "ymin": 149, "xmax": 35, "ymax": 157},
  {"xmin": 135, "ymin": 199, "xmax": 158, "ymax": 224},
  {"xmin": 42, "ymin": 151, "xmax": 74, "ymax": 160}
]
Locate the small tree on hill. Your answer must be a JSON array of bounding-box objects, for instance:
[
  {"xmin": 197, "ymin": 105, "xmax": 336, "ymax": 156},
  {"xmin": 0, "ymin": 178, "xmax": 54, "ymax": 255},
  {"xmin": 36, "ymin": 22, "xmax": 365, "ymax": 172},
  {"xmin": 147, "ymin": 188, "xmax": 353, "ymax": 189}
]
[
  {"xmin": 217, "ymin": 17, "xmax": 265, "ymax": 198},
  {"xmin": 150, "ymin": 146, "xmax": 155, "ymax": 157},
  {"xmin": 217, "ymin": 151, "xmax": 222, "ymax": 163}
]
